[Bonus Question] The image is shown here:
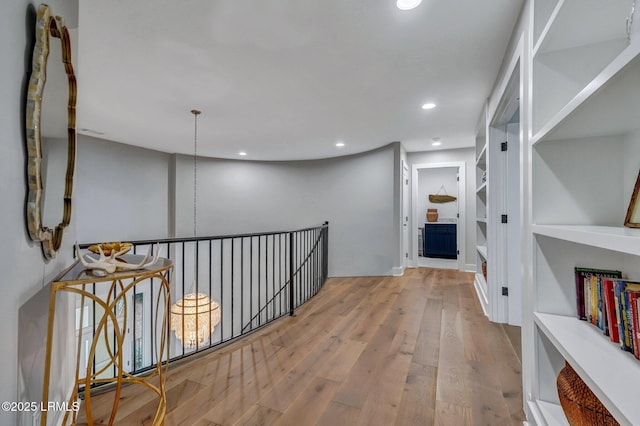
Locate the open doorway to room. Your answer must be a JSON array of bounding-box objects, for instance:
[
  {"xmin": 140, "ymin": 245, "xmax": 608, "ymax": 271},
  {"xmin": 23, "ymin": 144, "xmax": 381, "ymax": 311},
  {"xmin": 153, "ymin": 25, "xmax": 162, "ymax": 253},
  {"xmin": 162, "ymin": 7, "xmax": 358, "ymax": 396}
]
[{"xmin": 411, "ymin": 162, "xmax": 466, "ymax": 271}]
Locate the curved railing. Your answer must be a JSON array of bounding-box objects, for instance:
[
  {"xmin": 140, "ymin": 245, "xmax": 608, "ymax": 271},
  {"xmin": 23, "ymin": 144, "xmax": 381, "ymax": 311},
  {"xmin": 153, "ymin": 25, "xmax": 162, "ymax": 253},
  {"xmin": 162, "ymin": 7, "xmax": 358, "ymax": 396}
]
[{"xmin": 75, "ymin": 222, "xmax": 329, "ymax": 387}]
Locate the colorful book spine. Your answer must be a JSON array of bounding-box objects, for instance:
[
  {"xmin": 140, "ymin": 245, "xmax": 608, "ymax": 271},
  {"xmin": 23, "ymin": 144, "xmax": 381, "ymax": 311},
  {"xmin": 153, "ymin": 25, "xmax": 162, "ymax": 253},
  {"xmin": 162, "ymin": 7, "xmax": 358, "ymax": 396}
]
[
  {"xmin": 598, "ymin": 276, "xmax": 608, "ymax": 335},
  {"xmin": 622, "ymin": 284, "xmax": 640, "ymax": 353},
  {"xmin": 628, "ymin": 291, "xmax": 640, "ymax": 358},
  {"xmin": 591, "ymin": 275, "xmax": 598, "ymax": 326},
  {"xmin": 636, "ymin": 297, "xmax": 640, "ymax": 360},
  {"xmin": 603, "ymin": 279, "xmax": 619, "ymax": 343},
  {"xmin": 623, "ymin": 290, "xmax": 633, "ymax": 352},
  {"xmin": 613, "ymin": 279, "xmax": 629, "ymax": 351}
]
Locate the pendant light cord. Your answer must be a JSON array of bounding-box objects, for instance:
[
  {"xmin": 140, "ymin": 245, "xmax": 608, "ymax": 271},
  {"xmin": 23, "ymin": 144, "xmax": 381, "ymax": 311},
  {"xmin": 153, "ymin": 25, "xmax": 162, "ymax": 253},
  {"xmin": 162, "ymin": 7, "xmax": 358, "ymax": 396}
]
[{"xmin": 191, "ymin": 110, "xmax": 201, "ymax": 239}]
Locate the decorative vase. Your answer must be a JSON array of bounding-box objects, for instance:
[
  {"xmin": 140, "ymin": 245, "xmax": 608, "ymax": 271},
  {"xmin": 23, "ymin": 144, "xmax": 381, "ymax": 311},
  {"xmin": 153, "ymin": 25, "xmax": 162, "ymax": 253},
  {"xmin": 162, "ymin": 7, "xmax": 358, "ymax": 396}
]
[
  {"xmin": 557, "ymin": 362, "xmax": 618, "ymax": 425},
  {"xmin": 427, "ymin": 209, "xmax": 438, "ymax": 222}
]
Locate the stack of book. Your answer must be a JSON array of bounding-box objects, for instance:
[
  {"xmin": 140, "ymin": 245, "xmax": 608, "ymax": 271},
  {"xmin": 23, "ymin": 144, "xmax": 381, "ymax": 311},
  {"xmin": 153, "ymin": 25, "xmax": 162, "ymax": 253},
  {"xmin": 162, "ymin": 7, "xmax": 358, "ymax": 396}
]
[{"xmin": 575, "ymin": 267, "xmax": 640, "ymax": 358}]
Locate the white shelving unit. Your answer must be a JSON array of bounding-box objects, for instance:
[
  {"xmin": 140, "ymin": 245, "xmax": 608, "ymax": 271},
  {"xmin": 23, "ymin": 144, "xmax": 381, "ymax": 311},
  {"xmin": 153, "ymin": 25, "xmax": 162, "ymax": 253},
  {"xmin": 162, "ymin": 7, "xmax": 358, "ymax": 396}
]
[
  {"xmin": 475, "ymin": 104, "xmax": 489, "ymax": 315},
  {"xmin": 526, "ymin": 0, "xmax": 640, "ymax": 424}
]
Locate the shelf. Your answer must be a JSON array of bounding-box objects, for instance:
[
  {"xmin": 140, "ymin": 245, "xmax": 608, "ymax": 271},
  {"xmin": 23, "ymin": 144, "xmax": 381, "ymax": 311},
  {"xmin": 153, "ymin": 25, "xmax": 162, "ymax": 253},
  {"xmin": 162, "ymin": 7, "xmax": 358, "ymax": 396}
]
[
  {"xmin": 477, "ymin": 245, "xmax": 487, "ymax": 259},
  {"xmin": 476, "ymin": 144, "xmax": 487, "ymax": 168},
  {"xmin": 534, "ymin": 0, "xmax": 629, "ymax": 56},
  {"xmin": 534, "ymin": 313, "xmax": 640, "ymax": 425},
  {"xmin": 476, "ymin": 182, "xmax": 487, "ymax": 194},
  {"xmin": 528, "ymin": 400, "xmax": 569, "ymax": 426},
  {"xmin": 476, "ymin": 218, "xmax": 487, "ymax": 224},
  {"xmin": 532, "ymin": 224, "xmax": 640, "ymax": 256},
  {"xmin": 532, "ymin": 41, "xmax": 640, "ymax": 144},
  {"xmin": 533, "ymin": 0, "xmax": 560, "ymax": 51}
]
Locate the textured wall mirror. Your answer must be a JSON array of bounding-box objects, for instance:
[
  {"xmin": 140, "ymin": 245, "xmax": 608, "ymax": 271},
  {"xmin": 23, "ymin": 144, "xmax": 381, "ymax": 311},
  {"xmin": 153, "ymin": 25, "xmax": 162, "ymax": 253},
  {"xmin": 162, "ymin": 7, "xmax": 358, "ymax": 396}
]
[{"xmin": 26, "ymin": 4, "xmax": 77, "ymax": 259}]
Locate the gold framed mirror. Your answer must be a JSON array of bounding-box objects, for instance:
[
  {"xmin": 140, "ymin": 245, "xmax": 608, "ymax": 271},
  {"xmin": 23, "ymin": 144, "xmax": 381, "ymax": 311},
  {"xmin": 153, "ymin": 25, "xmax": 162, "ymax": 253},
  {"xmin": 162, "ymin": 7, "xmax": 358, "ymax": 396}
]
[{"xmin": 26, "ymin": 4, "xmax": 77, "ymax": 259}]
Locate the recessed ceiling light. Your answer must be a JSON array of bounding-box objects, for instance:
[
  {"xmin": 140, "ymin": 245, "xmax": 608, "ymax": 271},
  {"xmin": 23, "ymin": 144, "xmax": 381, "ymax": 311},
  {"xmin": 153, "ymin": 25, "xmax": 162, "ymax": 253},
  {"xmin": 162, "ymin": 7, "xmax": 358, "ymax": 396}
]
[
  {"xmin": 422, "ymin": 103, "xmax": 436, "ymax": 110},
  {"xmin": 432, "ymin": 141, "xmax": 442, "ymax": 146},
  {"xmin": 397, "ymin": 0, "xmax": 422, "ymax": 10},
  {"xmin": 336, "ymin": 141, "xmax": 345, "ymax": 147},
  {"xmin": 238, "ymin": 151, "xmax": 247, "ymax": 156}
]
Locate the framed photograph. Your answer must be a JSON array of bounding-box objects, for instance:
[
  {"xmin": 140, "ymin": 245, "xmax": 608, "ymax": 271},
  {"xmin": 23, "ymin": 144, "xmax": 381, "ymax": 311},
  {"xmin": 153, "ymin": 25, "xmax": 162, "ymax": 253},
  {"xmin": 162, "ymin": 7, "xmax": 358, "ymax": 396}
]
[{"xmin": 624, "ymin": 169, "xmax": 640, "ymax": 228}]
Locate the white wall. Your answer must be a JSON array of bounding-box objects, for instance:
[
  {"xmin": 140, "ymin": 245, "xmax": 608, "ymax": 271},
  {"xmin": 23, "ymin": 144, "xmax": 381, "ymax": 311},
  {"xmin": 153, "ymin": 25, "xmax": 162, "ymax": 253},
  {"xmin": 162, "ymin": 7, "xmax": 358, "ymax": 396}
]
[
  {"xmin": 2, "ymin": 1, "xmax": 77, "ymax": 424},
  {"xmin": 417, "ymin": 167, "xmax": 459, "ymax": 222},
  {"xmin": 407, "ymin": 148, "xmax": 476, "ymax": 269},
  {"xmin": 75, "ymin": 135, "xmax": 171, "ymax": 243},
  {"xmin": 174, "ymin": 144, "xmax": 398, "ymax": 276}
]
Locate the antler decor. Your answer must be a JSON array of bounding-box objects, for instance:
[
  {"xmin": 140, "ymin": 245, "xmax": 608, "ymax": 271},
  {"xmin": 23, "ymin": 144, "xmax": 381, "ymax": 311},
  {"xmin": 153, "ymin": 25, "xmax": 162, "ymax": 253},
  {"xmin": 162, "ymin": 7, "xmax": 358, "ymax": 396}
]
[{"xmin": 76, "ymin": 242, "xmax": 160, "ymax": 276}]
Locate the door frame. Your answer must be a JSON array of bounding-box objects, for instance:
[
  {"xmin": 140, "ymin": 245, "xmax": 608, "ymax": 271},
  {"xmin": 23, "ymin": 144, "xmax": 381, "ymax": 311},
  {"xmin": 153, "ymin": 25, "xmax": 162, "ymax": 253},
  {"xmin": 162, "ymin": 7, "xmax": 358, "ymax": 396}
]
[
  {"xmin": 487, "ymin": 44, "xmax": 522, "ymax": 326},
  {"xmin": 410, "ymin": 161, "xmax": 466, "ymax": 271},
  {"xmin": 402, "ymin": 162, "xmax": 410, "ymax": 268}
]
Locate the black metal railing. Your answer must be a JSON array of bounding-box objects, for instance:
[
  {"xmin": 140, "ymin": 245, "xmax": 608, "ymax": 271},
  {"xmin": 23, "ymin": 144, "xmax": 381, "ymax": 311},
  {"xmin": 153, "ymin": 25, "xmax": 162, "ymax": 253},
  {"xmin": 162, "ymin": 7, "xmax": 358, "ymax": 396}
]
[{"xmin": 74, "ymin": 222, "xmax": 328, "ymax": 385}]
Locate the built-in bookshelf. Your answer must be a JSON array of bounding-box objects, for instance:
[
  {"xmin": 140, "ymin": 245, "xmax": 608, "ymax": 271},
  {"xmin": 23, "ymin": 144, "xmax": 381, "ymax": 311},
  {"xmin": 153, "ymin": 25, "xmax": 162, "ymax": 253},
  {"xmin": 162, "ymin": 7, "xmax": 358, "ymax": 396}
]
[
  {"xmin": 474, "ymin": 105, "xmax": 489, "ymax": 315},
  {"xmin": 526, "ymin": 0, "xmax": 640, "ymax": 424}
]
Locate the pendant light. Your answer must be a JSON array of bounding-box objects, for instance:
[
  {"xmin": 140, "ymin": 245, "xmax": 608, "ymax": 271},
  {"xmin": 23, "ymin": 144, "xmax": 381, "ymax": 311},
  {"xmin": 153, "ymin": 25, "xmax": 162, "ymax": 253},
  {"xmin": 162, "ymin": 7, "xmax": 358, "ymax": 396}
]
[{"xmin": 170, "ymin": 110, "xmax": 221, "ymax": 349}]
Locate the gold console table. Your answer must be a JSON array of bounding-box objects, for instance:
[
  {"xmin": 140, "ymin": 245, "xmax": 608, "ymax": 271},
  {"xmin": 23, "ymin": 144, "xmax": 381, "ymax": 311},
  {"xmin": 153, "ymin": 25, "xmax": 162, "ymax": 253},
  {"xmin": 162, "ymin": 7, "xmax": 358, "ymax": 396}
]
[{"xmin": 42, "ymin": 255, "xmax": 172, "ymax": 425}]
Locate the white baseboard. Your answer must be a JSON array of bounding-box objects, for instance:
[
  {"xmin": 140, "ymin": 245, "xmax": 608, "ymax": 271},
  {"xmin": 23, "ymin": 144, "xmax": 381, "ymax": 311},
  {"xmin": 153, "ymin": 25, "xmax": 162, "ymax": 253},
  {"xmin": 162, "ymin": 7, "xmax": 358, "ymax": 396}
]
[
  {"xmin": 464, "ymin": 263, "xmax": 476, "ymax": 272},
  {"xmin": 391, "ymin": 266, "xmax": 405, "ymax": 276},
  {"xmin": 473, "ymin": 274, "xmax": 489, "ymax": 318}
]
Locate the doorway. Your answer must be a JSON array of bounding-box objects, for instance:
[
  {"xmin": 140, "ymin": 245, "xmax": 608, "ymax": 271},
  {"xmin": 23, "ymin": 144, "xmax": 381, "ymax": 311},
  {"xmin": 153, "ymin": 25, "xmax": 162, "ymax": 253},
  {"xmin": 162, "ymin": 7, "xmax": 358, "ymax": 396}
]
[
  {"xmin": 402, "ymin": 162, "xmax": 410, "ymax": 268},
  {"xmin": 488, "ymin": 59, "xmax": 522, "ymax": 326},
  {"xmin": 411, "ymin": 162, "xmax": 466, "ymax": 271}
]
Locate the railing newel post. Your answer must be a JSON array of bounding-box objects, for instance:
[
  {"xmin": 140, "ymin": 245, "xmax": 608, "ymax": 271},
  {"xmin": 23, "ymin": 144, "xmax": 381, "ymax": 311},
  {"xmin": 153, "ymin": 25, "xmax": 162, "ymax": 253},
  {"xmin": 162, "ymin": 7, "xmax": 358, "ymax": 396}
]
[{"xmin": 289, "ymin": 231, "xmax": 295, "ymax": 317}]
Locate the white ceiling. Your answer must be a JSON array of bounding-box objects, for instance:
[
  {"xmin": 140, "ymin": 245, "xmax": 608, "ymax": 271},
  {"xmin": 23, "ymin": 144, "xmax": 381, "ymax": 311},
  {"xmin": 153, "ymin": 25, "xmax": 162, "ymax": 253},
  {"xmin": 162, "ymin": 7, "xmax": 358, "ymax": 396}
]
[{"xmin": 76, "ymin": 0, "xmax": 523, "ymax": 161}]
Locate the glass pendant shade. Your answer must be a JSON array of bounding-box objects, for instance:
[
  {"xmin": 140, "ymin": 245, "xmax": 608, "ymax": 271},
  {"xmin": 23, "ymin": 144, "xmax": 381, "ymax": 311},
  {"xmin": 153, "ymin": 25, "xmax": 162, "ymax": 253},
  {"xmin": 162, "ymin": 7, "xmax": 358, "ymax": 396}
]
[{"xmin": 170, "ymin": 293, "xmax": 221, "ymax": 348}]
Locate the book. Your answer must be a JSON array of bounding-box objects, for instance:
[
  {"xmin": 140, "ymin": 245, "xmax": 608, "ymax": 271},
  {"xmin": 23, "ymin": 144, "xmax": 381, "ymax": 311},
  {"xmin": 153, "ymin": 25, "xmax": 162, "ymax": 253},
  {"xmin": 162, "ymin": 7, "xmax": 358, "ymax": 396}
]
[
  {"xmin": 603, "ymin": 279, "xmax": 619, "ymax": 343},
  {"xmin": 628, "ymin": 291, "xmax": 640, "ymax": 358},
  {"xmin": 591, "ymin": 275, "xmax": 598, "ymax": 326},
  {"xmin": 624, "ymin": 290, "xmax": 633, "ymax": 352},
  {"xmin": 597, "ymin": 276, "xmax": 608, "ymax": 335},
  {"xmin": 574, "ymin": 267, "xmax": 622, "ymax": 321},
  {"xmin": 614, "ymin": 280, "xmax": 629, "ymax": 351},
  {"xmin": 636, "ymin": 296, "xmax": 640, "ymax": 360}
]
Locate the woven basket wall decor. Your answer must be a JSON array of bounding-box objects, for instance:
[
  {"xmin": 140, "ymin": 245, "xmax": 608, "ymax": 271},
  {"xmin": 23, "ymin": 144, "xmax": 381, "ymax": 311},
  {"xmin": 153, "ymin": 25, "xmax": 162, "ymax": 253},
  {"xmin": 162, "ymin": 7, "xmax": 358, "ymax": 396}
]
[{"xmin": 556, "ymin": 362, "xmax": 619, "ymax": 426}]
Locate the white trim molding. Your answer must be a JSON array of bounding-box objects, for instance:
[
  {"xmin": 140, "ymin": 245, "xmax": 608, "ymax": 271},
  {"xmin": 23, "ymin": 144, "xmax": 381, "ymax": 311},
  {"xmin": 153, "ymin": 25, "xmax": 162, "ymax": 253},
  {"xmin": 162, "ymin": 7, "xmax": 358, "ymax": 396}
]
[{"xmin": 391, "ymin": 266, "xmax": 405, "ymax": 276}]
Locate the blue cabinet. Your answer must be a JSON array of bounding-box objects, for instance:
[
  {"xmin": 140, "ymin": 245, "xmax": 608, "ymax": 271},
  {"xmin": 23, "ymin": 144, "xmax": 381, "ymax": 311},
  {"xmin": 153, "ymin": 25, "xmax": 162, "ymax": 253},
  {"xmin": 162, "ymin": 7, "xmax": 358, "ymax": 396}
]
[{"xmin": 423, "ymin": 223, "xmax": 457, "ymax": 259}]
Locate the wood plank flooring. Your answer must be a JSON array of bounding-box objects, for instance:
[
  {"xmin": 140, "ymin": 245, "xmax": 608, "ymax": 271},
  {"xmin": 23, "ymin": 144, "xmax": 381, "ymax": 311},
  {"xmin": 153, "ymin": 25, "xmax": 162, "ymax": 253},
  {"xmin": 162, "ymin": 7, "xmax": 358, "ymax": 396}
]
[{"xmin": 78, "ymin": 268, "xmax": 525, "ymax": 425}]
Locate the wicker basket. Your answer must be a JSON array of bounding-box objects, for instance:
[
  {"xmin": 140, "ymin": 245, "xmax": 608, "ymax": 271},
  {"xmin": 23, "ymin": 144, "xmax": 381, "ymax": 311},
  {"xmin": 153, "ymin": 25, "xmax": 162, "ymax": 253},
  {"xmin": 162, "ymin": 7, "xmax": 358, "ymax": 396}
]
[
  {"xmin": 557, "ymin": 362, "xmax": 619, "ymax": 425},
  {"xmin": 426, "ymin": 209, "xmax": 438, "ymax": 222}
]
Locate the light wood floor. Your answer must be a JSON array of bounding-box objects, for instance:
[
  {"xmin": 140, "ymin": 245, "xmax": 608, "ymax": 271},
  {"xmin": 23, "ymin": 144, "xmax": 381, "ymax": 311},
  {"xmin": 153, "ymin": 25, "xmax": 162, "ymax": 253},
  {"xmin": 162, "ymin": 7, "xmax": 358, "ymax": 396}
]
[{"xmin": 80, "ymin": 268, "xmax": 525, "ymax": 425}]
